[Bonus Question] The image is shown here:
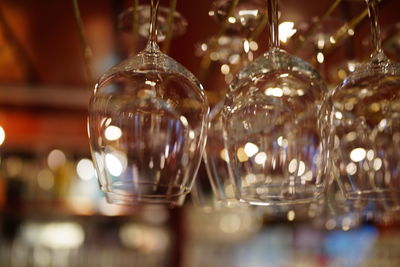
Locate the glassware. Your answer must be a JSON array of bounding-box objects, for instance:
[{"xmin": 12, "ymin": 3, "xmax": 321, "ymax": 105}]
[
  {"xmin": 118, "ymin": 5, "xmax": 188, "ymax": 43},
  {"xmin": 192, "ymin": 0, "xmax": 267, "ymax": 209},
  {"xmin": 362, "ymin": 22, "xmax": 400, "ymax": 62},
  {"xmin": 211, "ymin": 0, "xmax": 266, "ymax": 74},
  {"xmin": 293, "ymin": 17, "xmax": 343, "ymax": 53},
  {"xmin": 210, "ymin": 0, "xmax": 266, "ymax": 37},
  {"xmin": 381, "ymin": 23, "xmax": 400, "ymax": 62},
  {"xmin": 197, "ymin": 0, "xmax": 265, "ymax": 87},
  {"xmin": 222, "ymin": 0, "xmax": 328, "ymax": 206},
  {"xmin": 196, "ymin": 35, "xmax": 252, "ymax": 67},
  {"xmin": 198, "ymin": 101, "xmax": 248, "ymax": 208},
  {"xmin": 88, "ymin": 0, "xmax": 209, "ymax": 205},
  {"xmin": 328, "ymin": 59, "xmax": 361, "ymax": 86},
  {"xmin": 326, "ymin": 0, "xmax": 400, "ymax": 206},
  {"xmin": 312, "ymin": 177, "xmax": 364, "ymax": 231},
  {"xmin": 292, "ymin": 17, "xmax": 345, "ymax": 77}
]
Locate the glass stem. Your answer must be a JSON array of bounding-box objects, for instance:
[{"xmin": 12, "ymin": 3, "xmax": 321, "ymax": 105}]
[
  {"xmin": 267, "ymin": 0, "xmax": 280, "ymax": 51},
  {"xmin": 146, "ymin": 0, "xmax": 160, "ymax": 52},
  {"xmin": 366, "ymin": 0, "xmax": 382, "ymax": 59}
]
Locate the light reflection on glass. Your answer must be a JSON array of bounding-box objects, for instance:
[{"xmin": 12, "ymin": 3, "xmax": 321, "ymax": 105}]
[
  {"xmin": 279, "ymin": 21, "xmax": 297, "ymax": 43},
  {"xmin": 254, "ymin": 152, "xmax": 267, "ymax": 165},
  {"xmin": 350, "ymin": 148, "xmax": 367, "ymax": 162},
  {"xmin": 104, "ymin": 125, "xmax": 122, "ymax": 141},
  {"xmin": 105, "ymin": 152, "xmax": 125, "ymax": 176},
  {"xmin": 244, "ymin": 142, "xmax": 259, "ymax": 157}
]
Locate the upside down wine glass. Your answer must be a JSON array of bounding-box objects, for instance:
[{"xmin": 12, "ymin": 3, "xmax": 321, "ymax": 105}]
[
  {"xmin": 327, "ymin": 0, "xmax": 400, "ymax": 207},
  {"xmin": 196, "ymin": 0, "xmax": 265, "ymax": 85},
  {"xmin": 210, "ymin": 0, "xmax": 266, "ymax": 35},
  {"xmin": 210, "ymin": 0, "xmax": 266, "ymax": 78},
  {"xmin": 223, "ymin": 0, "xmax": 328, "ymax": 206},
  {"xmin": 192, "ymin": 0, "xmax": 268, "ymax": 209},
  {"xmin": 88, "ymin": 0, "xmax": 209, "ymax": 205},
  {"xmin": 118, "ymin": 4, "xmax": 188, "ymax": 43}
]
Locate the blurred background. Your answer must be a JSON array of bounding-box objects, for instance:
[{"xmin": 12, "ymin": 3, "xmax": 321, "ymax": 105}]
[{"xmin": 0, "ymin": 0, "xmax": 400, "ymax": 266}]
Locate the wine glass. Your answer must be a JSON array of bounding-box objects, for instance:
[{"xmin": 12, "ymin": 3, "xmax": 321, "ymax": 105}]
[
  {"xmin": 292, "ymin": 17, "xmax": 343, "ymax": 54},
  {"xmin": 381, "ymin": 23, "xmax": 400, "ymax": 62},
  {"xmin": 222, "ymin": 0, "xmax": 328, "ymax": 206},
  {"xmin": 291, "ymin": 17, "xmax": 346, "ymax": 78},
  {"xmin": 312, "ymin": 176, "xmax": 364, "ymax": 231},
  {"xmin": 196, "ymin": 35, "xmax": 254, "ymax": 67},
  {"xmin": 209, "ymin": 0, "xmax": 266, "ymax": 76},
  {"xmin": 326, "ymin": 0, "xmax": 400, "ymax": 207},
  {"xmin": 362, "ymin": 22, "xmax": 400, "ymax": 62},
  {"xmin": 118, "ymin": 4, "xmax": 188, "ymax": 43},
  {"xmin": 192, "ymin": 0, "xmax": 267, "ymax": 209},
  {"xmin": 328, "ymin": 59, "xmax": 361, "ymax": 86},
  {"xmin": 210, "ymin": 0, "xmax": 266, "ymax": 37},
  {"xmin": 196, "ymin": 0, "xmax": 265, "ymax": 90},
  {"xmin": 88, "ymin": 0, "xmax": 209, "ymax": 206},
  {"xmin": 195, "ymin": 101, "xmax": 249, "ymax": 209}
]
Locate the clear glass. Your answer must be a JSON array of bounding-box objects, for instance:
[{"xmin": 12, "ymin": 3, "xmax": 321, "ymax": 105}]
[
  {"xmin": 192, "ymin": 0, "xmax": 267, "ymax": 209},
  {"xmin": 196, "ymin": 35, "xmax": 251, "ymax": 66},
  {"xmin": 210, "ymin": 0, "xmax": 266, "ymax": 37},
  {"xmin": 292, "ymin": 17, "xmax": 344, "ymax": 59},
  {"xmin": 381, "ymin": 23, "xmax": 400, "ymax": 62},
  {"xmin": 118, "ymin": 5, "xmax": 188, "ymax": 42},
  {"xmin": 222, "ymin": 0, "xmax": 328, "ymax": 206},
  {"xmin": 88, "ymin": 0, "xmax": 209, "ymax": 205},
  {"xmin": 199, "ymin": 101, "xmax": 249, "ymax": 208},
  {"xmin": 312, "ymin": 177, "xmax": 364, "ymax": 230},
  {"xmin": 327, "ymin": 0, "xmax": 400, "ymax": 206},
  {"xmin": 197, "ymin": 0, "xmax": 266, "ymax": 77},
  {"xmin": 362, "ymin": 22, "xmax": 400, "ymax": 62},
  {"xmin": 328, "ymin": 59, "xmax": 361, "ymax": 86}
]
